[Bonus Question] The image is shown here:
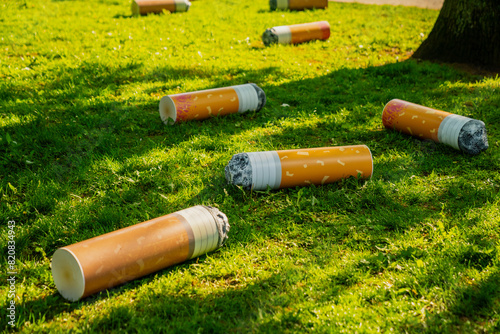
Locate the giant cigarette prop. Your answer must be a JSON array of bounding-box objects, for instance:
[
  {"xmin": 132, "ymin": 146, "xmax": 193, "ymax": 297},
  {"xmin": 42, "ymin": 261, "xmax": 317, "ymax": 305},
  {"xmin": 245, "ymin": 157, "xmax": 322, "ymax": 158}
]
[
  {"xmin": 159, "ymin": 83, "xmax": 266, "ymax": 124},
  {"xmin": 51, "ymin": 206, "xmax": 229, "ymax": 301},
  {"xmin": 131, "ymin": 0, "xmax": 191, "ymax": 15},
  {"xmin": 382, "ymin": 99, "xmax": 489, "ymax": 155},
  {"xmin": 269, "ymin": 0, "xmax": 328, "ymax": 11},
  {"xmin": 225, "ymin": 145, "xmax": 373, "ymax": 190},
  {"xmin": 262, "ymin": 21, "xmax": 330, "ymax": 46}
]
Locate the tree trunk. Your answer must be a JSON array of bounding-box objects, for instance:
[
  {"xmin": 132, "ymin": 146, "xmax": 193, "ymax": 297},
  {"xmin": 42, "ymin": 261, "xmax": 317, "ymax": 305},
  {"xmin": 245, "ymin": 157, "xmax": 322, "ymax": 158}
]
[{"xmin": 412, "ymin": 0, "xmax": 500, "ymax": 69}]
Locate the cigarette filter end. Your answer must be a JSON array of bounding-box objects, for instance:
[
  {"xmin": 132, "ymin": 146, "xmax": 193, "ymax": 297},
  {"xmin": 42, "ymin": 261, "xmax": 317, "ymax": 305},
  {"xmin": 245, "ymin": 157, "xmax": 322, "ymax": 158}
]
[
  {"xmin": 225, "ymin": 153, "xmax": 253, "ymax": 190},
  {"xmin": 159, "ymin": 95, "xmax": 177, "ymax": 125},
  {"xmin": 51, "ymin": 248, "xmax": 85, "ymax": 302},
  {"xmin": 202, "ymin": 206, "xmax": 230, "ymax": 247},
  {"xmin": 458, "ymin": 119, "xmax": 489, "ymax": 155},
  {"xmin": 250, "ymin": 83, "xmax": 267, "ymax": 111}
]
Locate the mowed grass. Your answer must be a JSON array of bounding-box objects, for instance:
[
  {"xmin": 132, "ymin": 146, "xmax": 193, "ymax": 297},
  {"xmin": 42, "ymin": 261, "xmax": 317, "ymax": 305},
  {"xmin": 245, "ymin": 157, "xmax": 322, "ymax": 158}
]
[{"xmin": 1, "ymin": 0, "xmax": 499, "ymax": 332}]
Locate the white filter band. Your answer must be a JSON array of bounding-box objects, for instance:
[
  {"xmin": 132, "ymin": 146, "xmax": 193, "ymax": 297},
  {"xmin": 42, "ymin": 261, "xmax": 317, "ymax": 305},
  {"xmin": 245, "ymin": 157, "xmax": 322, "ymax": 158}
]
[
  {"xmin": 174, "ymin": 0, "xmax": 191, "ymax": 11},
  {"xmin": 277, "ymin": 0, "xmax": 289, "ymax": 9},
  {"xmin": 176, "ymin": 206, "xmax": 219, "ymax": 259},
  {"xmin": 248, "ymin": 152, "xmax": 266, "ymax": 190},
  {"xmin": 438, "ymin": 114, "xmax": 471, "ymax": 150},
  {"xmin": 247, "ymin": 151, "xmax": 281, "ymax": 190},
  {"xmin": 233, "ymin": 84, "xmax": 259, "ymax": 113},
  {"xmin": 273, "ymin": 25, "xmax": 292, "ymax": 44}
]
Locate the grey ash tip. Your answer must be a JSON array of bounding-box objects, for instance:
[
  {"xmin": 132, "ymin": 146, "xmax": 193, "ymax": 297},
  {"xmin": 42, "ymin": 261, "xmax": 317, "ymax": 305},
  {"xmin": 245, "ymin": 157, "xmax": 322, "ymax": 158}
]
[
  {"xmin": 203, "ymin": 206, "xmax": 230, "ymax": 247},
  {"xmin": 458, "ymin": 119, "xmax": 489, "ymax": 155},
  {"xmin": 262, "ymin": 28, "xmax": 279, "ymax": 46},
  {"xmin": 225, "ymin": 153, "xmax": 253, "ymax": 190},
  {"xmin": 269, "ymin": 0, "xmax": 277, "ymax": 11},
  {"xmin": 250, "ymin": 83, "xmax": 267, "ymax": 111}
]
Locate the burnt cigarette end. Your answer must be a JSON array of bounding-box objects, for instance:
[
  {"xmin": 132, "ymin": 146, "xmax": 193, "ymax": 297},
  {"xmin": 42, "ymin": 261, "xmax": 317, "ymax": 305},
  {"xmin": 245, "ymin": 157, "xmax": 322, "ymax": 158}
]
[
  {"xmin": 458, "ymin": 119, "xmax": 489, "ymax": 155},
  {"xmin": 250, "ymin": 83, "xmax": 267, "ymax": 111},
  {"xmin": 269, "ymin": 0, "xmax": 278, "ymax": 11},
  {"xmin": 203, "ymin": 206, "xmax": 230, "ymax": 247},
  {"xmin": 225, "ymin": 153, "xmax": 253, "ymax": 190},
  {"xmin": 262, "ymin": 28, "xmax": 279, "ymax": 46}
]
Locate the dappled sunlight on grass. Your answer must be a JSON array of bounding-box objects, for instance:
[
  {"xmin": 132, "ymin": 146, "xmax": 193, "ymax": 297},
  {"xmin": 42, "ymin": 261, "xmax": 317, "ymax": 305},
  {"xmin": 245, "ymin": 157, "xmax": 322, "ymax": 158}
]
[{"xmin": 1, "ymin": 0, "xmax": 499, "ymax": 332}]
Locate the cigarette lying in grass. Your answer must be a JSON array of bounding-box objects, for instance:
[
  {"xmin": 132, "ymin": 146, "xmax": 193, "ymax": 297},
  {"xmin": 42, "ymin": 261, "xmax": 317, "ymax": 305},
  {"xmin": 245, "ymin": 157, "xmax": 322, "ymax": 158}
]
[
  {"xmin": 382, "ymin": 99, "xmax": 489, "ymax": 155},
  {"xmin": 262, "ymin": 21, "xmax": 330, "ymax": 46},
  {"xmin": 131, "ymin": 0, "xmax": 191, "ymax": 15},
  {"xmin": 225, "ymin": 145, "xmax": 373, "ymax": 191},
  {"xmin": 51, "ymin": 205, "xmax": 229, "ymax": 301},
  {"xmin": 159, "ymin": 83, "xmax": 266, "ymax": 124},
  {"xmin": 269, "ymin": 0, "xmax": 328, "ymax": 11}
]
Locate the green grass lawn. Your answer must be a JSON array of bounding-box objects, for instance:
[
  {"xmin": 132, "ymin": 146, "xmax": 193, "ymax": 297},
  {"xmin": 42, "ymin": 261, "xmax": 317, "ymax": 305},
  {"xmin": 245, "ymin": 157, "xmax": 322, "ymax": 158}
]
[{"xmin": 1, "ymin": 0, "xmax": 499, "ymax": 332}]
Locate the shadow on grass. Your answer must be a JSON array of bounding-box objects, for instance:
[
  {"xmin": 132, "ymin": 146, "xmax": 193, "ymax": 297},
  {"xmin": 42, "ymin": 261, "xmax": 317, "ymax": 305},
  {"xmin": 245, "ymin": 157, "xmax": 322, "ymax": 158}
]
[
  {"xmin": 0, "ymin": 58, "xmax": 494, "ymax": 234},
  {"xmin": 0, "ymin": 61, "xmax": 284, "ymax": 107},
  {"xmin": 447, "ymin": 269, "xmax": 500, "ymax": 320},
  {"xmin": 395, "ymin": 268, "xmax": 500, "ymax": 332},
  {"xmin": 89, "ymin": 275, "xmax": 312, "ymax": 332},
  {"xmin": 1, "ymin": 59, "xmax": 499, "ymax": 330},
  {"xmin": 10, "ymin": 260, "xmax": 325, "ymax": 332},
  {"xmin": 5, "ymin": 58, "xmax": 495, "ymax": 245}
]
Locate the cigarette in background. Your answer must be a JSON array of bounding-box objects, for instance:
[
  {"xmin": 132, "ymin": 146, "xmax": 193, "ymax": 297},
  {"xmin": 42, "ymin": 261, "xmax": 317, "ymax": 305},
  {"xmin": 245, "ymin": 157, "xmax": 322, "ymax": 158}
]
[
  {"xmin": 159, "ymin": 83, "xmax": 266, "ymax": 124},
  {"xmin": 262, "ymin": 21, "xmax": 330, "ymax": 46},
  {"xmin": 225, "ymin": 145, "xmax": 373, "ymax": 191},
  {"xmin": 51, "ymin": 205, "xmax": 229, "ymax": 301},
  {"xmin": 132, "ymin": 0, "xmax": 191, "ymax": 15},
  {"xmin": 269, "ymin": 0, "xmax": 328, "ymax": 11},
  {"xmin": 382, "ymin": 99, "xmax": 489, "ymax": 155}
]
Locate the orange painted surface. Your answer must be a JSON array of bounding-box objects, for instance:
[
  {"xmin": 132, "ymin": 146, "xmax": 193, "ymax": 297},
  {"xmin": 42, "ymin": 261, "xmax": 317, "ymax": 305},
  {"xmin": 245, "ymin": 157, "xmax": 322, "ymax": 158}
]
[
  {"xmin": 289, "ymin": 21, "xmax": 330, "ymax": 44},
  {"xmin": 277, "ymin": 145, "xmax": 372, "ymax": 188},
  {"xmin": 170, "ymin": 87, "xmax": 240, "ymax": 122},
  {"xmin": 63, "ymin": 214, "xmax": 190, "ymax": 299},
  {"xmin": 133, "ymin": 0, "xmax": 176, "ymax": 14},
  {"xmin": 288, "ymin": 0, "xmax": 328, "ymax": 10},
  {"xmin": 382, "ymin": 99, "xmax": 451, "ymax": 141}
]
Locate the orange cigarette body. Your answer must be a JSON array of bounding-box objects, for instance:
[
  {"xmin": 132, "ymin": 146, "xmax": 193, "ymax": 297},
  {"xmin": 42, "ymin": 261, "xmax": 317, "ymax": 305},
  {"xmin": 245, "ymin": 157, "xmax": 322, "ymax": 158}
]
[
  {"xmin": 382, "ymin": 99, "xmax": 488, "ymax": 155},
  {"xmin": 51, "ymin": 206, "xmax": 228, "ymax": 301},
  {"xmin": 67, "ymin": 214, "xmax": 191, "ymax": 298},
  {"xmin": 225, "ymin": 145, "xmax": 373, "ymax": 190},
  {"xmin": 271, "ymin": 0, "xmax": 328, "ymax": 10},
  {"xmin": 159, "ymin": 84, "xmax": 266, "ymax": 124},
  {"xmin": 132, "ymin": 0, "xmax": 190, "ymax": 15},
  {"xmin": 289, "ymin": 21, "xmax": 330, "ymax": 44},
  {"xmin": 262, "ymin": 21, "xmax": 330, "ymax": 46},
  {"xmin": 133, "ymin": 0, "xmax": 175, "ymax": 14},
  {"xmin": 288, "ymin": 0, "xmax": 328, "ymax": 10},
  {"xmin": 277, "ymin": 146, "xmax": 372, "ymax": 188},
  {"xmin": 168, "ymin": 87, "xmax": 240, "ymax": 122},
  {"xmin": 382, "ymin": 99, "xmax": 451, "ymax": 141}
]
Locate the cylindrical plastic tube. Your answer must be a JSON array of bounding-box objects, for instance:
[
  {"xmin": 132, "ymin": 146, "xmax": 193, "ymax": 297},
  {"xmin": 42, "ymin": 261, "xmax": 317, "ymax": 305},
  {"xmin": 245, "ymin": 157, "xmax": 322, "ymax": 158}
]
[
  {"xmin": 159, "ymin": 83, "xmax": 266, "ymax": 124},
  {"xmin": 225, "ymin": 145, "xmax": 373, "ymax": 191},
  {"xmin": 270, "ymin": 0, "xmax": 328, "ymax": 11},
  {"xmin": 131, "ymin": 0, "xmax": 191, "ymax": 15},
  {"xmin": 51, "ymin": 205, "xmax": 229, "ymax": 301},
  {"xmin": 382, "ymin": 99, "xmax": 489, "ymax": 155},
  {"xmin": 262, "ymin": 21, "xmax": 330, "ymax": 46}
]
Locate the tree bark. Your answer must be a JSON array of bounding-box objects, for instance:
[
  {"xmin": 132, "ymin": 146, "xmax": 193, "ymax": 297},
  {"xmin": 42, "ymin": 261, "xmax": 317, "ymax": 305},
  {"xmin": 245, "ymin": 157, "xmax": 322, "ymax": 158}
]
[{"xmin": 412, "ymin": 0, "xmax": 500, "ymax": 69}]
